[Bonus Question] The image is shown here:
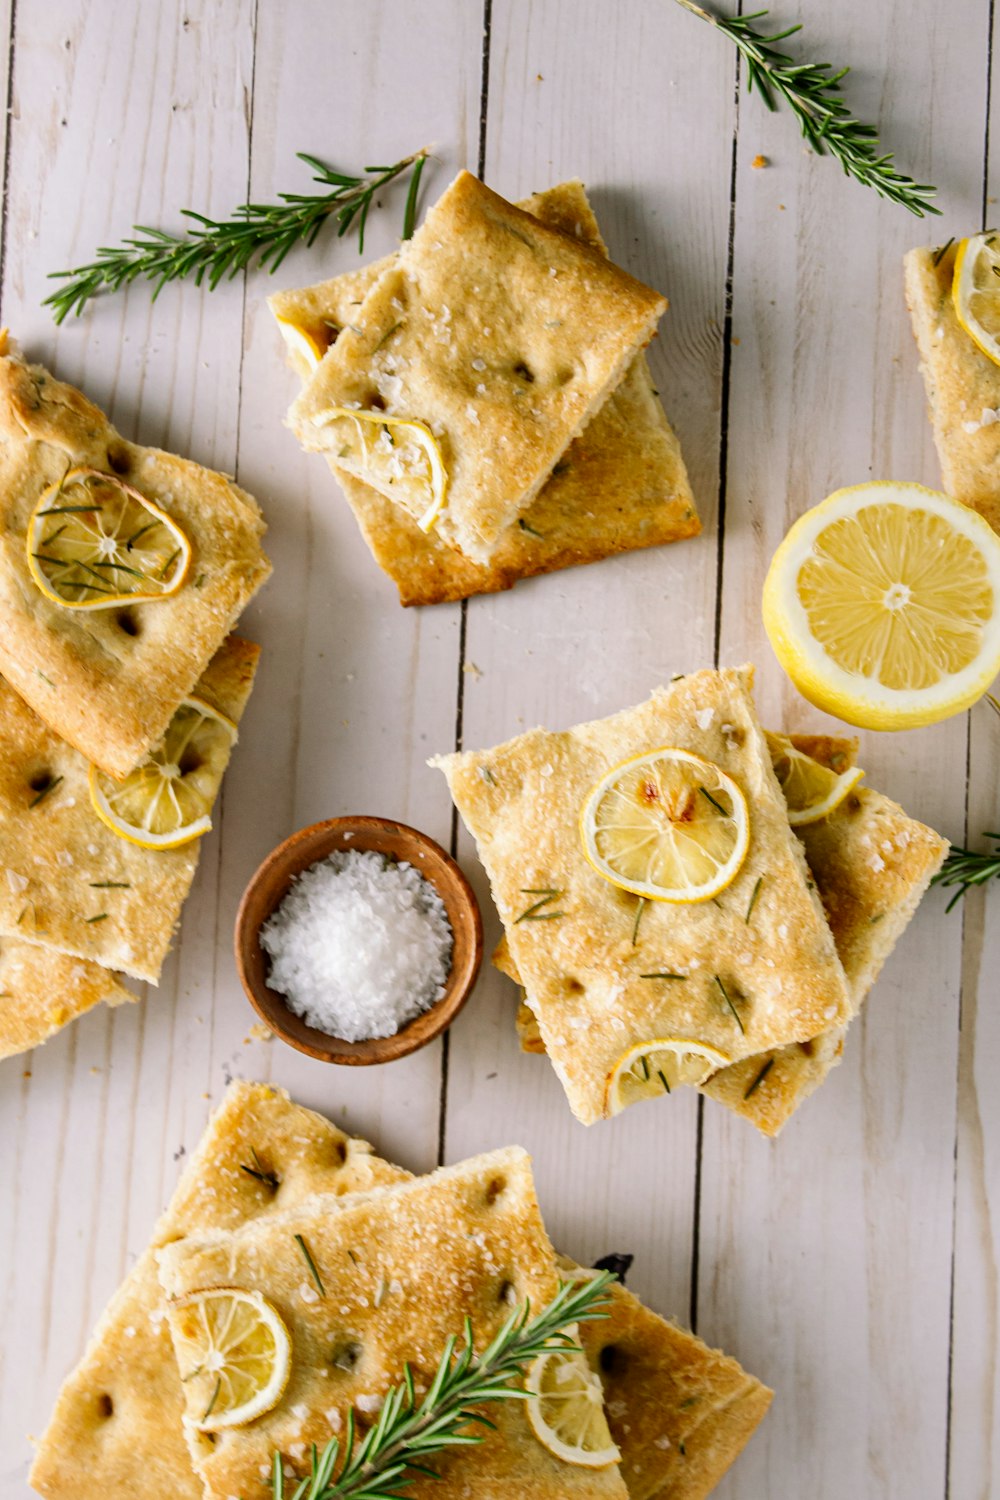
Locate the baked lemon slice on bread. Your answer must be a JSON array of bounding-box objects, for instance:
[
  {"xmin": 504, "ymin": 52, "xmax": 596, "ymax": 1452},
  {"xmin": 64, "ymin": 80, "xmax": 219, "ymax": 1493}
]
[
  {"xmin": 27, "ymin": 467, "xmax": 191, "ymax": 610},
  {"xmin": 763, "ymin": 482, "xmax": 1000, "ymax": 730},
  {"xmin": 953, "ymin": 231, "xmax": 1000, "ymax": 367},
  {"xmin": 580, "ymin": 748, "xmax": 749, "ymax": 903},
  {"xmin": 525, "ymin": 1335, "xmax": 621, "ymax": 1468},
  {"xmin": 89, "ymin": 697, "xmax": 236, "ymax": 850},
  {"xmin": 605, "ymin": 1038, "xmax": 730, "ymax": 1114},
  {"xmin": 313, "ymin": 406, "xmax": 447, "ymax": 532},
  {"xmin": 169, "ymin": 1287, "xmax": 291, "ymax": 1432},
  {"xmin": 766, "ymin": 731, "xmax": 865, "ymax": 825}
]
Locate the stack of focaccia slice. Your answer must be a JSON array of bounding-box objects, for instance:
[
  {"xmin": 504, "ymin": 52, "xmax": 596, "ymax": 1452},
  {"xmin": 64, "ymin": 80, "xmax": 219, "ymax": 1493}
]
[
  {"xmin": 434, "ymin": 666, "xmax": 947, "ymax": 1134},
  {"xmin": 32, "ymin": 1081, "xmax": 772, "ymax": 1500},
  {"xmin": 0, "ymin": 335, "xmax": 271, "ymax": 1059},
  {"xmin": 273, "ymin": 173, "xmax": 699, "ymax": 605}
]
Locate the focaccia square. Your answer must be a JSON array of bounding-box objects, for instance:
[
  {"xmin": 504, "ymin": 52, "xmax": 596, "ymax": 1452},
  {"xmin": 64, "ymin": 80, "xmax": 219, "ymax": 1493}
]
[
  {"xmin": 158, "ymin": 1147, "xmax": 629, "ymax": 1500},
  {"xmin": 0, "ymin": 635, "xmax": 259, "ymax": 983},
  {"xmin": 271, "ymin": 181, "xmax": 698, "ymax": 605},
  {"xmin": 31, "ymin": 1082, "xmax": 769, "ymax": 1500},
  {"xmin": 904, "ymin": 242, "xmax": 1000, "ymax": 533},
  {"xmin": 0, "ymin": 335, "xmax": 271, "ymax": 777},
  {"xmin": 506, "ymin": 734, "xmax": 947, "ymax": 1135},
  {"xmin": 432, "ymin": 668, "xmax": 852, "ymax": 1125},
  {"xmin": 0, "ymin": 938, "xmax": 135, "ymax": 1061},
  {"xmin": 289, "ymin": 170, "xmax": 668, "ymax": 564},
  {"xmin": 30, "ymin": 1082, "xmax": 407, "ymax": 1500}
]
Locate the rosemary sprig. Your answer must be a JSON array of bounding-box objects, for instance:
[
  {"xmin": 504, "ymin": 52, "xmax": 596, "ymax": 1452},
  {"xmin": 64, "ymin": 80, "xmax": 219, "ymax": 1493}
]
[
  {"xmin": 28, "ymin": 775, "xmax": 63, "ymax": 810},
  {"xmin": 640, "ymin": 971, "xmax": 687, "ymax": 981},
  {"xmin": 673, "ymin": 2, "xmax": 939, "ymax": 217},
  {"xmin": 44, "ymin": 148, "xmax": 430, "ymax": 323},
  {"xmin": 745, "ymin": 876, "xmax": 763, "ymax": 924},
  {"xmin": 272, "ymin": 1272, "xmax": 615, "ymax": 1500},
  {"xmin": 698, "ymin": 785, "xmax": 729, "ymax": 817},
  {"xmin": 931, "ymin": 834, "xmax": 1000, "ymax": 912},
  {"xmin": 515, "ymin": 889, "xmax": 565, "ymax": 923}
]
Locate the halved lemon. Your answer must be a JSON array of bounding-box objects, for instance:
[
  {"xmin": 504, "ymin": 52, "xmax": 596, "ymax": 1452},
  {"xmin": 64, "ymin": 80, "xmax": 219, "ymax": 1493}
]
[
  {"xmin": 765, "ymin": 731, "xmax": 865, "ymax": 826},
  {"xmin": 605, "ymin": 1038, "xmax": 731, "ymax": 1115},
  {"xmin": 580, "ymin": 748, "xmax": 750, "ymax": 903},
  {"xmin": 169, "ymin": 1287, "xmax": 291, "ymax": 1432},
  {"xmin": 525, "ymin": 1333, "xmax": 621, "ymax": 1468},
  {"xmin": 89, "ymin": 696, "xmax": 236, "ymax": 850},
  {"xmin": 763, "ymin": 482, "xmax": 1000, "ymax": 730},
  {"xmin": 275, "ymin": 313, "xmax": 330, "ymax": 373},
  {"xmin": 953, "ymin": 232, "xmax": 1000, "ymax": 367},
  {"xmin": 27, "ymin": 467, "xmax": 191, "ymax": 610},
  {"xmin": 313, "ymin": 407, "xmax": 447, "ymax": 532}
]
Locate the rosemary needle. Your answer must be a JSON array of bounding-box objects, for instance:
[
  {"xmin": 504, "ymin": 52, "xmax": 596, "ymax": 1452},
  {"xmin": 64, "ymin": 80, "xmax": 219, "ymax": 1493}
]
[
  {"xmin": 715, "ymin": 974, "xmax": 745, "ymax": 1034},
  {"xmin": 45, "ymin": 148, "xmax": 431, "ymax": 323},
  {"xmin": 294, "ymin": 1233, "xmax": 326, "ymax": 1297},
  {"xmin": 743, "ymin": 1056, "xmax": 774, "ymax": 1099},
  {"xmin": 673, "ymin": 1, "xmax": 939, "ymax": 217}
]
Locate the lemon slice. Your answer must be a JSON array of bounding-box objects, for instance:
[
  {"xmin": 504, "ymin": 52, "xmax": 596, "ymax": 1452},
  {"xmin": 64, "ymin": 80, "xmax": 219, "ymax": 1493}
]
[
  {"xmin": 169, "ymin": 1287, "xmax": 291, "ymax": 1432},
  {"xmin": 525, "ymin": 1334, "xmax": 621, "ymax": 1469},
  {"xmin": 765, "ymin": 731, "xmax": 865, "ymax": 826},
  {"xmin": 314, "ymin": 406, "xmax": 447, "ymax": 532},
  {"xmin": 27, "ymin": 467, "xmax": 191, "ymax": 610},
  {"xmin": 580, "ymin": 748, "xmax": 750, "ymax": 903},
  {"xmin": 275, "ymin": 314, "xmax": 330, "ymax": 372},
  {"xmin": 953, "ymin": 232, "xmax": 1000, "ymax": 367},
  {"xmin": 605, "ymin": 1038, "xmax": 731, "ymax": 1115},
  {"xmin": 763, "ymin": 482, "xmax": 1000, "ymax": 731},
  {"xmin": 89, "ymin": 696, "xmax": 236, "ymax": 850}
]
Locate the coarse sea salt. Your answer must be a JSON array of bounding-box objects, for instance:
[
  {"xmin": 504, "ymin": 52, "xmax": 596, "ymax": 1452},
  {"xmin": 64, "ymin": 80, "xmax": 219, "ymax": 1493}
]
[{"xmin": 260, "ymin": 849, "xmax": 453, "ymax": 1042}]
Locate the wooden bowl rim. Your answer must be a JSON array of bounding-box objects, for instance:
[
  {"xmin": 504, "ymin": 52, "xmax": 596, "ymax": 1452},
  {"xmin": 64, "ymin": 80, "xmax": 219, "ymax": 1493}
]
[{"xmin": 234, "ymin": 814, "xmax": 483, "ymax": 1064}]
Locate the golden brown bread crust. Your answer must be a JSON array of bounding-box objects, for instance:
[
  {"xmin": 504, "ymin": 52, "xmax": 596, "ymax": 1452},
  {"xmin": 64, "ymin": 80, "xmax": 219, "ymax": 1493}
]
[
  {"xmin": 159, "ymin": 1149, "xmax": 630, "ymax": 1500},
  {"xmin": 503, "ymin": 730, "xmax": 946, "ymax": 1134},
  {"xmin": 30, "ymin": 1083, "xmax": 407, "ymax": 1500},
  {"xmin": 0, "ymin": 636, "xmax": 259, "ymax": 982},
  {"xmin": 433, "ymin": 668, "xmax": 852, "ymax": 1124},
  {"xmin": 289, "ymin": 171, "xmax": 668, "ymax": 564},
  {"xmin": 272, "ymin": 181, "xmax": 697, "ymax": 605},
  {"xmin": 0, "ymin": 337, "xmax": 271, "ymax": 776},
  {"xmin": 32, "ymin": 1082, "xmax": 770, "ymax": 1500},
  {"xmin": 904, "ymin": 243, "xmax": 1000, "ymax": 534},
  {"xmin": 0, "ymin": 938, "xmax": 134, "ymax": 1060}
]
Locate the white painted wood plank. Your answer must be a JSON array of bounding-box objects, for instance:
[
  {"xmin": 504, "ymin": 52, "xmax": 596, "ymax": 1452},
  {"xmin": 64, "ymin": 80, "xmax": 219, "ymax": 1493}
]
[
  {"xmin": 441, "ymin": 0, "xmax": 735, "ymax": 1322},
  {"xmin": 0, "ymin": 4, "xmax": 480, "ymax": 1494},
  {"xmin": 702, "ymin": 2, "xmax": 988, "ymax": 1496},
  {"xmin": 948, "ymin": 15, "xmax": 1000, "ymax": 1481},
  {"xmin": 0, "ymin": 5, "xmax": 256, "ymax": 1492},
  {"xmin": 228, "ymin": 0, "xmax": 481, "ymax": 1169}
]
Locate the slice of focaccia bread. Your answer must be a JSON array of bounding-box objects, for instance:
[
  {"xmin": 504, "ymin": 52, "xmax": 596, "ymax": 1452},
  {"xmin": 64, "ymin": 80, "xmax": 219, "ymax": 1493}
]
[
  {"xmin": 32, "ymin": 1082, "xmax": 770, "ymax": 1500},
  {"xmin": 0, "ymin": 937, "xmax": 135, "ymax": 1061},
  {"xmin": 289, "ymin": 170, "xmax": 668, "ymax": 565},
  {"xmin": 504, "ymin": 733, "xmax": 947, "ymax": 1135},
  {"xmin": 0, "ymin": 335, "xmax": 270, "ymax": 777},
  {"xmin": 0, "ymin": 635, "xmax": 259, "ymax": 983},
  {"xmin": 432, "ymin": 667, "xmax": 852, "ymax": 1125},
  {"xmin": 271, "ymin": 180, "xmax": 698, "ymax": 606},
  {"xmin": 904, "ymin": 241, "xmax": 1000, "ymax": 533}
]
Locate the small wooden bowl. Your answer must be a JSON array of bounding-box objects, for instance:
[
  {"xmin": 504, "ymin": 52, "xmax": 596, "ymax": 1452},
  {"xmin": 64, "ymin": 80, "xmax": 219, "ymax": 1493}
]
[{"xmin": 234, "ymin": 815, "xmax": 483, "ymax": 1064}]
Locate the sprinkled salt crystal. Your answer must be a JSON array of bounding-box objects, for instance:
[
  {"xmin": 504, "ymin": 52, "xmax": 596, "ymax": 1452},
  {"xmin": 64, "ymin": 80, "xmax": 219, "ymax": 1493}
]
[
  {"xmin": 471, "ymin": 356, "xmax": 486, "ymax": 372},
  {"xmin": 124, "ymin": 1325, "xmax": 136, "ymax": 1338},
  {"xmin": 695, "ymin": 708, "xmax": 714, "ymax": 730},
  {"xmin": 476, "ymin": 382, "xmax": 487, "ymax": 395},
  {"xmin": 56, "ymin": 851, "xmax": 73, "ymax": 867},
  {"xmin": 465, "ymin": 404, "xmax": 480, "ymax": 425},
  {"xmin": 356, "ymin": 1393, "xmax": 384, "ymax": 1415},
  {"xmin": 292, "ymin": 1403, "xmax": 309, "ymax": 1421},
  {"xmin": 5, "ymin": 870, "xmax": 27, "ymax": 895},
  {"xmin": 289, "ymin": 1443, "xmax": 307, "ymax": 1464},
  {"xmin": 299, "ymin": 1282, "xmax": 320, "ymax": 1305},
  {"xmin": 654, "ymin": 1435, "xmax": 672, "ymax": 1450},
  {"xmin": 389, "ymin": 1278, "xmax": 402, "ymax": 1296},
  {"xmin": 325, "ymin": 1409, "xmax": 343, "ymax": 1431},
  {"xmin": 260, "ymin": 849, "xmax": 452, "ymax": 1043}
]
